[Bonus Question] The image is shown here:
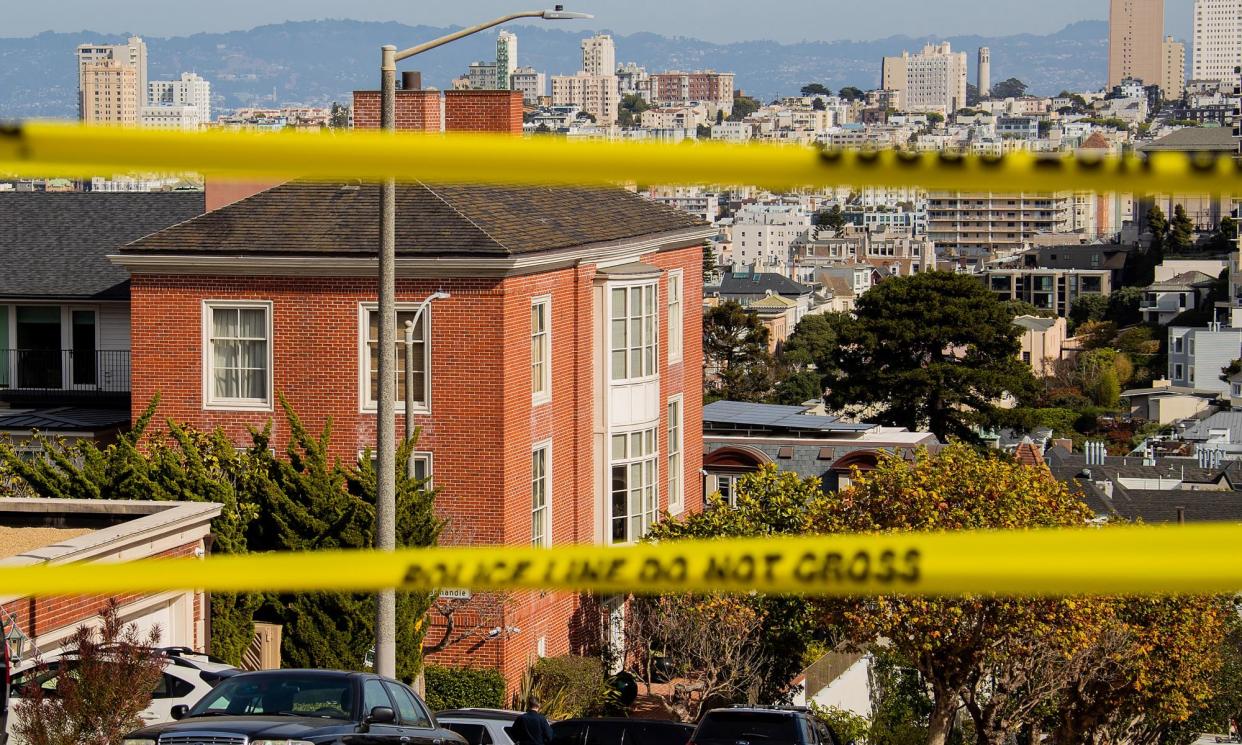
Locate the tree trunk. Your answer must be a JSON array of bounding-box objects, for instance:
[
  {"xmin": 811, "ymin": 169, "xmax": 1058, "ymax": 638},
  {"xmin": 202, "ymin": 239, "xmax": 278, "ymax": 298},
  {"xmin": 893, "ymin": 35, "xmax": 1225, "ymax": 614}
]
[{"xmin": 925, "ymin": 697, "xmax": 957, "ymax": 745}]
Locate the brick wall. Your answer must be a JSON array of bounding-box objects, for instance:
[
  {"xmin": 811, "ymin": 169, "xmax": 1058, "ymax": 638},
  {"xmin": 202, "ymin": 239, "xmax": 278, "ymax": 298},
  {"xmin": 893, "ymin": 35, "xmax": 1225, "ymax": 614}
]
[
  {"xmin": 444, "ymin": 90, "xmax": 524, "ymax": 134},
  {"xmin": 127, "ymin": 241, "xmax": 704, "ymax": 684},
  {"xmin": 352, "ymin": 90, "xmax": 442, "ymax": 131}
]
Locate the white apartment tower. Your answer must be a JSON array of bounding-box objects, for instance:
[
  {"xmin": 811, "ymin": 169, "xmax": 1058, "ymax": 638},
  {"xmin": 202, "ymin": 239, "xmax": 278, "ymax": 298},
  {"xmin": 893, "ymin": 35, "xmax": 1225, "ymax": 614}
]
[
  {"xmin": 148, "ymin": 72, "xmax": 212, "ymax": 123},
  {"xmin": 978, "ymin": 47, "xmax": 991, "ymax": 98},
  {"xmin": 1192, "ymin": 0, "xmax": 1242, "ymax": 83},
  {"xmin": 496, "ymin": 31, "xmax": 518, "ymax": 89},
  {"xmin": 883, "ymin": 42, "xmax": 968, "ymax": 114},
  {"xmin": 581, "ymin": 34, "xmax": 616, "ymax": 76},
  {"xmin": 76, "ymin": 36, "xmax": 148, "ymax": 121}
]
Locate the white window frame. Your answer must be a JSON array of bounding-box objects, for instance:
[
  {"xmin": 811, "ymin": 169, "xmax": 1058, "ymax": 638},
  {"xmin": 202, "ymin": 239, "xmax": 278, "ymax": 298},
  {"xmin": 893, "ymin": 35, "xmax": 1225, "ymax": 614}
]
[
  {"xmin": 1173, "ymin": 336, "xmax": 1183, "ymax": 354},
  {"xmin": 667, "ymin": 270, "xmax": 683, "ymax": 364},
  {"xmin": 532, "ymin": 439, "xmax": 552, "ymax": 548},
  {"xmin": 363, "ymin": 450, "xmax": 434, "ymax": 488},
  {"xmin": 531, "ymin": 296, "xmax": 552, "ymax": 406},
  {"xmin": 358, "ymin": 302, "xmax": 432, "ymax": 415},
  {"xmin": 608, "ymin": 282, "xmax": 659, "ymax": 384},
  {"xmin": 1174, "ymin": 362, "xmax": 1185, "ymax": 381},
  {"xmin": 667, "ymin": 395, "xmax": 684, "ymax": 515},
  {"xmin": 608, "ymin": 426, "xmax": 659, "ymax": 545},
  {"xmin": 201, "ymin": 300, "xmax": 273, "ymax": 411}
]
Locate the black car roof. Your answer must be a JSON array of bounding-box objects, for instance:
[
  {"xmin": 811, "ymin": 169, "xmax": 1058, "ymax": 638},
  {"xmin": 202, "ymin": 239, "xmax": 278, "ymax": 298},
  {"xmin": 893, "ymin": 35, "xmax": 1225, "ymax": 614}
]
[{"xmin": 226, "ymin": 669, "xmax": 369, "ymax": 679}]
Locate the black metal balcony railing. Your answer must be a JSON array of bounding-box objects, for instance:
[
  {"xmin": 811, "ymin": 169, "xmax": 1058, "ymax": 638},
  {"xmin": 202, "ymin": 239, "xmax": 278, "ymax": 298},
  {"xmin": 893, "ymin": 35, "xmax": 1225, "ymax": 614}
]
[{"xmin": 0, "ymin": 349, "xmax": 131, "ymax": 394}]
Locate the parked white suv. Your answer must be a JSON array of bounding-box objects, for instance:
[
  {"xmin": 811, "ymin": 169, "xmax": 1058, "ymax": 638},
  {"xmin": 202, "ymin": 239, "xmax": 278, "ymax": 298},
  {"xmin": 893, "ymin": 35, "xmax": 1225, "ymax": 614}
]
[
  {"xmin": 5, "ymin": 646, "xmax": 236, "ymax": 740},
  {"xmin": 436, "ymin": 707, "xmax": 522, "ymax": 745}
]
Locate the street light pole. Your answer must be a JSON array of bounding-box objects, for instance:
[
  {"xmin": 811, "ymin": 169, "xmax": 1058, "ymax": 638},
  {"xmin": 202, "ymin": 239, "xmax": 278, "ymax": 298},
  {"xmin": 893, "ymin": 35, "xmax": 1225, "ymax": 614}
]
[
  {"xmin": 373, "ymin": 7, "xmax": 591, "ymax": 682},
  {"xmin": 406, "ymin": 292, "xmax": 450, "ymax": 472}
]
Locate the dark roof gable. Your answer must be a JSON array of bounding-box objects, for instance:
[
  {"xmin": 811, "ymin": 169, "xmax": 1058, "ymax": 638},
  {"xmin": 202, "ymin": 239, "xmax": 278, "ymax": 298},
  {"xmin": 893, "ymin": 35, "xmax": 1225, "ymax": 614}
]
[
  {"xmin": 123, "ymin": 182, "xmax": 705, "ymax": 258},
  {"xmin": 0, "ymin": 192, "xmax": 206, "ymax": 299}
]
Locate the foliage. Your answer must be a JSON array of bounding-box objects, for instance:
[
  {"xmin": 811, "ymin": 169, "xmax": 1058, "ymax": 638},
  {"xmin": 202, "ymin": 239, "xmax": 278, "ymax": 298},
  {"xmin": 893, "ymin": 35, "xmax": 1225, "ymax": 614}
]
[
  {"xmin": 648, "ymin": 465, "xmax": 832, "ymax": 705},
  {"xmin": 0, "ymin": 396, "xmax": 441, "ymax": 680},
  {"xmin": 812, "ymin": 98, "xmax": 826, "ymax": 111},
  {"xmin": 991, "ymin": 77, "xmax": 1028, "ymax": 98},
  {"xmin": 1171, "ymin": 204, "xmax": 1195, "ymax": 252},
  {"xmin": 770, "ymin": 370, "xmax": 825, "ymax": 406},
  {"xmin": 925, "ymin": 112, "xmax": 945, "ymax": 126},
  {"xmin": 1105, "ymin": 286, "xmax": 1144, "ymax": 327},
  {"xmin": 626, "ymin": 594, "xmax": 769, "ymax": 721},
  {"xmin": 801, "ymin": 83, "xmax": 831, "ymax": 97},
  {"xmin": 815, "ymin": 204, "xmax": 847, "ymax": 233},
  {"xmin": 1069, "ymin": 294, "xmax": 1109, "ymax": 331},
  {"xmin": 703, "ymin": 300, "xmax": 774, "ymax": 402},
  {"xmin": 865, "ymin": 652, "xmax": 942, "ymax": 745},
  {"xmin": 810, "ymin": 444, "xmax": 1099, "ymax": 745},
  {"xmin": 13, "ymin": 600, "xmax": 165, "ymax": 745},
  {"xmin": 729, "ymin": 95, "xmax": 761, "ymax": 121},
  {"xmin": 527, "ymin": 656, "xmax": 612, "ymax": 719},
  {"xmin": 1211, "ymin": 216, "xmax": 1237, "ymax": 253},
  {"xmin": 810, "ymin": 703, "xmax": 871, "ymax": 744},
  {"xmin": 1003, "ymin": 299, "xmax": 1055, "ymax": 319},
  {"xmin": 329, "ymin": 102, "xmax": 350, "ymax": 129},
  {"xmin": 696, "ymin": 123, "xmax": 712, "ymax": 139},
  {"xmin": 424, "ymin": 666, "xmax": 507, "ymax": 711},
  {"xmin": 618, "ymin": 93, "xmax": 649, "ymax": 127},
  {"xmin": 1080, "ymin": 116, "xmax": 1131, "ymax": 131},
  {"xmin": 838, "ymin": 86, "xmax": 865, "ymax": 101},
  {"xmin": 1222, "ymin": 358, "xmax": 1242, "ymax": 383},
  {"xmin": 822, "ymin": 272, "xmax": 1039, "ymax": 442}
]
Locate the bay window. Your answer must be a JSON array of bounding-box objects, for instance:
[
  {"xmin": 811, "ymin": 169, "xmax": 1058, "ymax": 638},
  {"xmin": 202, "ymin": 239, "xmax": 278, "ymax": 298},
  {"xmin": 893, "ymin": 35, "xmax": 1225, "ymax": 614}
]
[
  {"xmin": 610, "ymin": 284, "xmax": 657, "ymax": 382},
  {"xmin": 610, "ymin": 427, "xmax": 658, "ymax": 544}
]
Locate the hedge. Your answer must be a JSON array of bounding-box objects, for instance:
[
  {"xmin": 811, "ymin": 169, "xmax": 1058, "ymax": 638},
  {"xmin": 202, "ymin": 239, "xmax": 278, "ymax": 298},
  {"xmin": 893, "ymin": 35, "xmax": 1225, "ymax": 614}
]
[{"xmin": 425, "ymin": 665, "xmax": 507, "ymax": 712}]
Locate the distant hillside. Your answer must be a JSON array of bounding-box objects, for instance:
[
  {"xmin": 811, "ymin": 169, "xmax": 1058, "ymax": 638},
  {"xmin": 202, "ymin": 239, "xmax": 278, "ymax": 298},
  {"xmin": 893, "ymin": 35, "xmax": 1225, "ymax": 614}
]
[{"xmin": 0, "ymin": 19, "xmax": 1108, "ymax": 119}]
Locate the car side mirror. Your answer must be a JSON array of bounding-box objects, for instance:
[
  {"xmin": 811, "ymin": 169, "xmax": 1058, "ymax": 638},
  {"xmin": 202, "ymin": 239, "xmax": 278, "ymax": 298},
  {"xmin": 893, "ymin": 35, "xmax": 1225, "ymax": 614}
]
[
  {"xmin": 367, "ymin": 706, "xmax": 396, "ymax": 725},
  {"xmin": 170, "ymin": 705, "xmax": 189, "ymax": 720}
]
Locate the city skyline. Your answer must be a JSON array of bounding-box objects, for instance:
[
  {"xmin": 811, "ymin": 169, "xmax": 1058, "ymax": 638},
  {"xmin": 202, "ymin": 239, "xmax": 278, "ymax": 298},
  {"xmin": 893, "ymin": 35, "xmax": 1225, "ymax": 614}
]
[{"xmin": 3, "ymin": 0, "xmax": 1199, "ymax": 45}]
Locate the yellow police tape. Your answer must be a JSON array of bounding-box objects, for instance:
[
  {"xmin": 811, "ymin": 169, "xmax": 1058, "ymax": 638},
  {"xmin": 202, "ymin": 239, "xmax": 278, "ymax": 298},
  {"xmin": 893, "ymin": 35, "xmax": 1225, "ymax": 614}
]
[
  {"xmin": 1, "ymin": 121, "xmax": 1241, "ymax": 194},
  {"xmin": 2, "ymin": 524, "xmax": 1242, "ymax": 597}
]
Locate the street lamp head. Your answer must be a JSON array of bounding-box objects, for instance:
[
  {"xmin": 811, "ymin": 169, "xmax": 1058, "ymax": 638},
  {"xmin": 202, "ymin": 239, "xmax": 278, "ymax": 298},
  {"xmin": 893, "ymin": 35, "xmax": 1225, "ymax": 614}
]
[
  {"xmin": 541, "ymin": 7, "xmax": 593, "ymax": 20},
  {"xmin": 430, "ymin": 291, "xmax": 451, "ymax": 301}
]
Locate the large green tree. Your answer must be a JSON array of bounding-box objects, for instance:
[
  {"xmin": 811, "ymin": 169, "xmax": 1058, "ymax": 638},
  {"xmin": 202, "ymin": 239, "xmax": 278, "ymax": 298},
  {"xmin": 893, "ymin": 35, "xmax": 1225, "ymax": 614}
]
[
  {"xmin": 728, "ymin": 95, "xmax": 761, "ymax": 121},
  {"xmin": 800, "ymin": 83, "xmax": 831, "ymax": 97},
  {"xmin": 810, "ymin": 444, "xmax": 1105, "ymax": 745},
  {"xmin": 1171, "ymin": 204, "xmax": 1195, "ymax": 252},
  {"xmin": 0, "ymin": 396, "xmax": 440, "ymax": 681},
  {"xmin": 991, "ymin": 77, "xmax": 1029, "ymax": 98},
  {"xmin": 814, "ymin": 205, "xmax": 847, "ymax": 233},
  {"xmin": 822, "ymin": 272, "xmax": 1038, "ymax": 441},
  {"xmin": 704, "ymin": 300, "xmax": 773, "ymax": 402}
]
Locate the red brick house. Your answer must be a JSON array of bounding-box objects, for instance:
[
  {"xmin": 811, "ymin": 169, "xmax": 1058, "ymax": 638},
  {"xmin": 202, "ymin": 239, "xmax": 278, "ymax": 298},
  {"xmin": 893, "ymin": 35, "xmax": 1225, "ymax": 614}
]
[{"xmin": 111, "ymin": 181, "xmax": 712, "ymax": 683}]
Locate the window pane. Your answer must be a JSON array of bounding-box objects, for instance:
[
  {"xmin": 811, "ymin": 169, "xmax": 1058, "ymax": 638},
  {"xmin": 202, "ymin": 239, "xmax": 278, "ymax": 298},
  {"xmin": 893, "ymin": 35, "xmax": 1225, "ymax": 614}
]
[
  {"xmin": 611, "ymin": 434, "xmax": 626, "ymax": 460},
  {"xmin": 238, "ymin": 308, "xmax": 265, "ymax": 338},
  {"xmin": 213, "ymin": 308, "xmax": 237, "ymax": 337}
]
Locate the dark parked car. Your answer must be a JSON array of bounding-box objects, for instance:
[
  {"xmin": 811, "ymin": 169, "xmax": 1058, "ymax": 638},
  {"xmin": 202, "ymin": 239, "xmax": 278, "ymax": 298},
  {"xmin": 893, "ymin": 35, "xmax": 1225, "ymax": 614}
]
[
  {"xmin": 552, "ymin": 717, "xmax": 695, "ymax": 745},
  {"xmin": 120, "ymin": 668, "xmax": 468, "ymax": 745},
  {"xmin": 690, "ymin": 707, "xmax": 846, "ymax": 745}
]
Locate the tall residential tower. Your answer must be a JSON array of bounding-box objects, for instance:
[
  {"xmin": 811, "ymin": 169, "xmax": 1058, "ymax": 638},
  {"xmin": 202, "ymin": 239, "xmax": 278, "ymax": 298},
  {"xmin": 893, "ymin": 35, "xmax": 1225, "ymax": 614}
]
[
  {"xmin": 1192, "ymin": 0, "xmax": 1242, "ymax": 84},
  {"xmin": 1108, "ymin": 0, "xmax": 1165, "ymax": 87}
]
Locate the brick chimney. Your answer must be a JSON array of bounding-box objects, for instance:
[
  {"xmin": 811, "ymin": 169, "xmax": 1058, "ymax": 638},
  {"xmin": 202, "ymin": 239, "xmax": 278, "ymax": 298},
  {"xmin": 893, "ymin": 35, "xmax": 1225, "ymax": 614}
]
[
  {"xmin": 444, "ymin": 90, "xmax": 524, "ymax": 134},
  {"xmin": 352, "ymin": 89, "xmax": 442, "ymax": 131}
]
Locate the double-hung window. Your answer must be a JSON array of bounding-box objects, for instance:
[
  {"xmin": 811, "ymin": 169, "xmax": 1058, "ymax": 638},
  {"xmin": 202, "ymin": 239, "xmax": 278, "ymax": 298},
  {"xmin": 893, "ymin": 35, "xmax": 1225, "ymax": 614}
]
[
  {"xmin": 360, "ymin": 303, "xmax": 429, "ymax": 413},
  {"xmin": 203, "ymin": 301, "xmax": 272, "ymax": 409},
  {"xmin": 532, "ymin": 297, "xmax": 551, "ymax": 404},
  {"xmin": 667, "ymin": 397, "xmax": 684, "ymax": 514},
  {"xmin": 667, "ymin": 271, "xmax": 683, "ymax": 363},
  {"xmin": 532, "ymin": 441, "xmax": 551, "ymax": 547},
  {"xmin": 610, "ymin": 284, "xmax": 658, "ymax": 382},
  {"xmin": 610, "ymin": 428, "xmax": 658, "ymax": 544}
]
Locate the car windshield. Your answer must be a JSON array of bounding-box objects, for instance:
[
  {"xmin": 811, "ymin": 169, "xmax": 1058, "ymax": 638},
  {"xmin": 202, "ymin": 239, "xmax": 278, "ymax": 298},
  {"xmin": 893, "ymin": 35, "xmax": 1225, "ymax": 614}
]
[
  {"xmin": 188, "ymin": 674, "xmax": 353, "ymax": 719},
  {"xmin": 697, "ymin": 713, "xmax": 800, "ymax": 742}
]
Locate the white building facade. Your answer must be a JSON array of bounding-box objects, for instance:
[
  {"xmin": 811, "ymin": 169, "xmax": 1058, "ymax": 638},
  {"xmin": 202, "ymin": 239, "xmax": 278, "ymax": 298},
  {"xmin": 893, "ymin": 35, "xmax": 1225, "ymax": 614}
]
[
  {"xmin": 148, "ymin": 72, "xmax": 211, "ymax": 123},
  {"xmin": 732, "ymin": 205, "xmax": 812, "ymax": 274}
]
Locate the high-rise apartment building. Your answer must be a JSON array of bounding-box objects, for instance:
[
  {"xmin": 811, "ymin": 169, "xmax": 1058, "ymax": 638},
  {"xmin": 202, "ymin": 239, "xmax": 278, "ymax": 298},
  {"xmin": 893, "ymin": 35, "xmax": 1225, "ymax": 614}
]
[
  {"xmin": 581, "ymin": 34, "xmax": 615, "ymax": 76},
  {"xmin": 148, "ymin": 72, "xmax": 212, "ymax": 123},
  {"xmin": 510, "ymin": 67, "xmax": 546, "ymax": 104},
  {"xmin": 928, "ymin": 192, "xmax": 1075, "ymax": 256},
  {"xmin": 650, "ymin": 70, "xmax": 736, "ymax": 117},
  {"xmin": 80, "ymin": 59, "xmax": 141, "ymax": 125},
  {"xmin": 1108, "ymin": 0, "xmax": 1164, "ymax": 88},
  {"xmin": 1192, "ymin": 0, "xmax": 1242, "ymax": 83},
  {"xmin": 496, "ymin": 31, "xmax": 518, "ymax": 90},
  {"xmin": 1162, "ymin": 36, "xmax": 1186, "ymax": 99},
  {"xmin": 467, "ymin": 61, "xmax": 500, "ymax": 90},
  {"xmin": 551, "ymin": 74, "xmax": 619, "ymax": 124},
  {"xmin": 978, "ymin": 47, "xmax": 991, "ymax": 98},
  {"xmin": 76, "ymin": 36, "xmax": 147, "ymax": 121},
  {"xmin": 879, "ymin": 43, "xmax": 967, "ymax": 113}
]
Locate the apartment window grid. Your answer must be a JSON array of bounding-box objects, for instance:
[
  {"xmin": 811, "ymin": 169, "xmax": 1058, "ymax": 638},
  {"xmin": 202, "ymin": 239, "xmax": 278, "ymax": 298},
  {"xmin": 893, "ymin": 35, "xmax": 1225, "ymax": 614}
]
[
  {"xmin": 667, "ymin": 271, "xmax": 683, "ymax": 363},
  {"xmin": 610, "ymin": 283, "xmax": 658, "ymax": 382},
  {"xmin": 531, "ymin": 441, "xmax": 552, "ymax": 548},
  {"xmin": 610, "ymin": 427, "xmax": 659, "ymax": 544},
  {"xmin": 667, "ymin": 396, "xmax": 684, "ymax": 514},
  {"xmin": 531, "ymin": 296, "xmax": 551, "ymax": 404},
  {"xmin": 360, "ymin": 303, "xmax": 430, "ymax": 413},
  {"xmin": 203, "ymin": 301, "xmax": 272, "ymax": 410}
]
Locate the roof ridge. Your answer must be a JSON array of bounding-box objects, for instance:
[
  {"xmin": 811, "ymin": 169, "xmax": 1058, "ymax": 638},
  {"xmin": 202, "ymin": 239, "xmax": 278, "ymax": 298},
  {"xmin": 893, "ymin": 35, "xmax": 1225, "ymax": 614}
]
[{"xmin": 416, "ymin": 180, "xmax": 513, "ymax": 254}]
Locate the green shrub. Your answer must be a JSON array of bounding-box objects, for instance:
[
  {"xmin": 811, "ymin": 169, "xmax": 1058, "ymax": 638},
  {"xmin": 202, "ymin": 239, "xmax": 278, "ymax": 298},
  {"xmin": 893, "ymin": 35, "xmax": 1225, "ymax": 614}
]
[
  {"xmin": 424, "ymin": 666, "xmax": 507, "ymax": 712},
  {"xmin": 528, "ymin": 655, "xmax": 611, "ymax": 719},
  {"xmin": 810, "ymin": 703, "xmax": 869, "ymax": 744}
]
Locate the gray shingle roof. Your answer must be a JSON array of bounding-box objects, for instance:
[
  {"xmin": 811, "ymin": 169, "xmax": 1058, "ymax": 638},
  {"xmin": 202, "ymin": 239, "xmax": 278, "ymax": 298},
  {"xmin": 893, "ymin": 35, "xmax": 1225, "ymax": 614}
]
[
  {"xmin": 1138, "ymin": 126, "xmax": 1238, "ymax": 153},
  {"xmin": 0, "ymin": 192, "xmax": 206, "ymax": 299},
  {"xmin": 1180, "ymin": 411, "xmax": 1242, "ymax": 442},
  {"xmin": 707, "ymin": 271, "xmax": 813, "ymax": 298},
  {"xmin": 0, "ymin": 407, "xmax": 129, "ymax": 432},
  {"xmin": 123, "ymin": 182, "xmax": 705, "ymax": 257},
  {"xmin": 703, "ymin": 401, "xmax": 874, "ymax": 434}
]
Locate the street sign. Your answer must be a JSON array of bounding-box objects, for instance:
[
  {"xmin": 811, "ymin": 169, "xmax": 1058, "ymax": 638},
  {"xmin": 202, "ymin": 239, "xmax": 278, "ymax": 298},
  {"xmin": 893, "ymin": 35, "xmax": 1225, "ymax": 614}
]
[{"xmin": 439, "ymin": 588, "xmax": 472, "ymax": 600}]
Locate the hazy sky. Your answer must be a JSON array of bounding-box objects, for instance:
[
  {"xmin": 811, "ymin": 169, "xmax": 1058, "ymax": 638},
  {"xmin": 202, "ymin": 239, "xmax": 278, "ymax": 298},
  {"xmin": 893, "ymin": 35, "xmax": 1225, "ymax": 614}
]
[{"xmin": 0, "ymin": 1, "xmax": 1198, "ymax": 43}]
